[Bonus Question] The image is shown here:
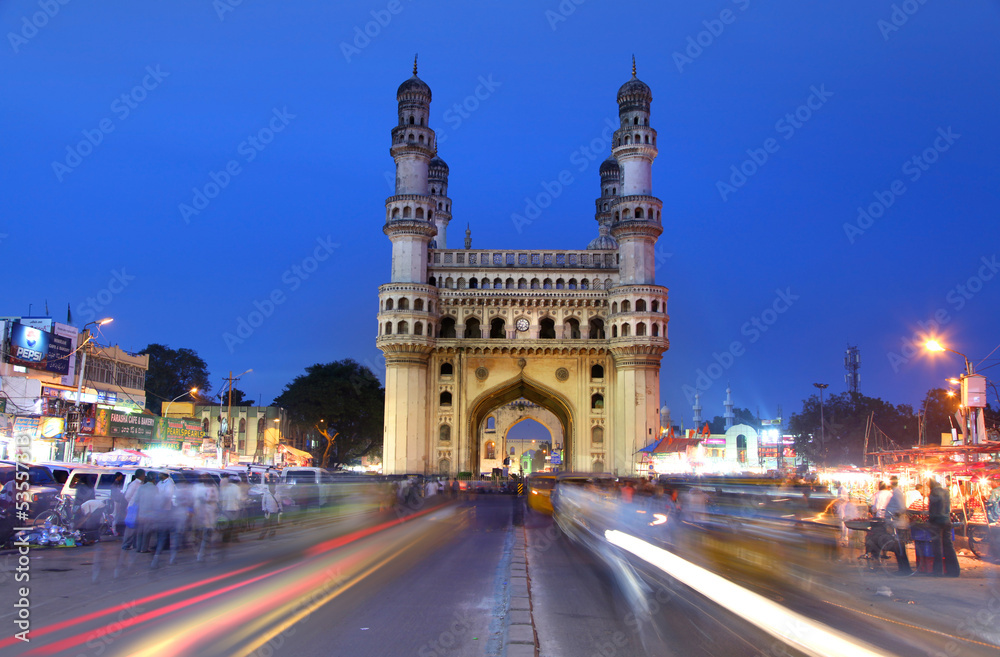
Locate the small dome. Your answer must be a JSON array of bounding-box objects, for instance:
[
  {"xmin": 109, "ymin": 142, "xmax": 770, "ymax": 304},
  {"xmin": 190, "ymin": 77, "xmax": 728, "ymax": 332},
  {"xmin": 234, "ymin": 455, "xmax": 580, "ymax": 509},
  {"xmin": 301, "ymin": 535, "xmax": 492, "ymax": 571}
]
[
  {"xmin": 587, "ymin": 225, "xmax": 619, "ymax": 250},
  {"xmin": 429, "ymin": 155, "xmax": 449, "ymax": 174},
  {"xmin": 599, "ymin": 157, "xmax": 620, "ymax": 177},
  {"xmin": 397, "ymin": 75, "xmax": 432, "ymax": 100},
  {"xmin": 617, "ymin": 76, "xmax": 652, "ymax": 103}
]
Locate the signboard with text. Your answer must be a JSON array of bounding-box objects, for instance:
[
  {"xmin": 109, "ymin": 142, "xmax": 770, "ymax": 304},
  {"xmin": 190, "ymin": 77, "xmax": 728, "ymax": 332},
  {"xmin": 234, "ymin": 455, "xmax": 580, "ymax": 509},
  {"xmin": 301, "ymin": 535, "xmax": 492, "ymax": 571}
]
[{"xmin": 109, "ymin": 412, "xmax": 155, "ymax": 440}]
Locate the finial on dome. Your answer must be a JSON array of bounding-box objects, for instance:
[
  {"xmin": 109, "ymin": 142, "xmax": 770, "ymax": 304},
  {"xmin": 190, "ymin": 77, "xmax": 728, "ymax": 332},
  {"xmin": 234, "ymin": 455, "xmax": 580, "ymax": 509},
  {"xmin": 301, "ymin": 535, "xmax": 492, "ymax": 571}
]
[
  {"xmin": 413, "ymin": 53, "xmax": 418, "ymax": 76},
  {"xmin": 632, "ymin": 55, "xmax": 636, "ymax": 78}
]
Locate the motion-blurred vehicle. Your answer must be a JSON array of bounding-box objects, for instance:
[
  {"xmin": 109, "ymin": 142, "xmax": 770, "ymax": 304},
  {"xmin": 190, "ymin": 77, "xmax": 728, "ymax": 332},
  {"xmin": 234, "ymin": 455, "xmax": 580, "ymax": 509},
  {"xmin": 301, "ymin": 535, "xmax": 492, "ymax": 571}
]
[
  {"xmin": 0, "ymin": 463, "xmax": 61, "ymax": 518},
  {"xmin": 526, "ymin": 473, "xmax": 557, "ymax": 514}
]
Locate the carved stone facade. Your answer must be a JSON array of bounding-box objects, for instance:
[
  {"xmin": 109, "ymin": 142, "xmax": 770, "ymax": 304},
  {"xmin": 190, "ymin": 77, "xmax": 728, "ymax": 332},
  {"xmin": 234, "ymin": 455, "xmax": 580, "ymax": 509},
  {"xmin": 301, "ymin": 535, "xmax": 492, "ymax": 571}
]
[{"xmin": 377, "ymin": 62, "xmax": 669, "ymax": 476}]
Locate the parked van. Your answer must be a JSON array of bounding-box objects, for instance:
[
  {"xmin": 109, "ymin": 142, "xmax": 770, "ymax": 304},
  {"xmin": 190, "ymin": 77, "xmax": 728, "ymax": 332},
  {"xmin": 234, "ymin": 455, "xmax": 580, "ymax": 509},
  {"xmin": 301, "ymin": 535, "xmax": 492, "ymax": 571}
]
[
  {"xmin": 62, "ymin": 467, "xmax": 133, "ymax": 501},
  {"xmin": 280, "ymin": 467, "xmax": 333, "ymax": 508}
]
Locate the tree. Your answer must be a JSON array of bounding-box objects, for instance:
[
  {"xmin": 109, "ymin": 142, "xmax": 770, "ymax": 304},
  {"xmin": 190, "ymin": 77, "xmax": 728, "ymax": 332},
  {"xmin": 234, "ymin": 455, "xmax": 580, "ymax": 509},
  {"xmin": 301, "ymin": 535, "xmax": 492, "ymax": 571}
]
[
  {"xmin": 788, "ymin": 392, "xmax": 915, "ymax": 466},
  {"xmin": 215, "ymin": 386, "xmax": 253, "ymax": 407},
  {"xmin": 920, "ymin": 388, "xmax": 959, "ymax": 444},
  {"xmin": 140, "ymin": 344, "xmax": 212, "ymax": 415},
  {"xmin": 274, "ymin": 359, "xmax": 384, "ymax": 468}
]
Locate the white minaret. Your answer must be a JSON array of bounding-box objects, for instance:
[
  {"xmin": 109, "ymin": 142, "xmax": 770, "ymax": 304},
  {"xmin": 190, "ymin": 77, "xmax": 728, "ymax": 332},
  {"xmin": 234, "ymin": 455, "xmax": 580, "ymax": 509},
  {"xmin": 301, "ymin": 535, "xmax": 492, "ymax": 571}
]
[
  {"xmin": 385, "ymin": 55, "xmax": 437, "ymax": 283},
  {"xmin": 429, "ymin": 154, "xmax": 451, "ymax": 248},
  {"xmin": 693, "ymin": 391, "xmax": 703, "ymax": 427},
  {"xmin": 610, "ymin": 56, "xmax": 662, "ymax": 285},
  {"xmin": 724, "ymin": 386, "xmax": 735, "ymax": 430}
]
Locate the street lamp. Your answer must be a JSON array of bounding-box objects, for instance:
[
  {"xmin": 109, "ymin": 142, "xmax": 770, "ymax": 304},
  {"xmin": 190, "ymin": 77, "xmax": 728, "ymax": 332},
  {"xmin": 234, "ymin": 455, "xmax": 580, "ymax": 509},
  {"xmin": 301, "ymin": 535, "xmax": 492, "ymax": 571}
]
[
  {"xmin": 925, "ymin": 340, "xmax": 986, "ymax": 443},
  {"xmin": 163, "ymin": 387, "xmax": 198, "ymax": 417},
  {"xmin": 813, "ymin": 383, "xmax": 828, "ymax": 465},
  {"xmin": 220, "ymin": 368, "xmax": 252, "ymax": 465},
  {"xmin": 70, "ymin": 317, "xmax": 112, "ymax": 461}
]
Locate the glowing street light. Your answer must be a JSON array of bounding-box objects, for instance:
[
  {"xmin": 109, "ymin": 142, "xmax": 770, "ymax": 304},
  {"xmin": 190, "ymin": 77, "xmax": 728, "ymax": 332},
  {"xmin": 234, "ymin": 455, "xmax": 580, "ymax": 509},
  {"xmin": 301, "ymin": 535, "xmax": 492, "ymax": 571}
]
[{"xmin": 163, "ymin": 387, "xmax": 198, "ymax": 417}]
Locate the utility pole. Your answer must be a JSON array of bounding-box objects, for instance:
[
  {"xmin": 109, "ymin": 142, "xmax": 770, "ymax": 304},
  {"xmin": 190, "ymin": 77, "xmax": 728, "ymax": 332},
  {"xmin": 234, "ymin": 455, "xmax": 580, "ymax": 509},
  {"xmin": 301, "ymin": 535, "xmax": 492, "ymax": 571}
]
[{"xmin": 813, "ymin": 383, "xmax": 829, "ymax": 466}]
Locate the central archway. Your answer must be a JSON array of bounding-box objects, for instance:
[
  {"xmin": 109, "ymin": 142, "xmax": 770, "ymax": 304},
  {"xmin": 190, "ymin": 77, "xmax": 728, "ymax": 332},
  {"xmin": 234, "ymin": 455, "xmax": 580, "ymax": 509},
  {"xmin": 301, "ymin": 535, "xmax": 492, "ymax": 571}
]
[{"xmin": 466, "ymin": 374, "xmax": 575, "ymax": 472}]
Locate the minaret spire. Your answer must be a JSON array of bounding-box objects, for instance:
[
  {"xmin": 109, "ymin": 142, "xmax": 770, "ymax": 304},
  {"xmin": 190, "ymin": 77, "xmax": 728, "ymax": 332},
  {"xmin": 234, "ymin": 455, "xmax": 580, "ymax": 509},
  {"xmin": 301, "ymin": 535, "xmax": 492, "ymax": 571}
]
[
  {"xmin": 631, "ymin": 54, "xmax": 636, "ymax": 77},
  {"xmin": 413, "ymin": 53, "xmax": 418, "ymax": 76}
]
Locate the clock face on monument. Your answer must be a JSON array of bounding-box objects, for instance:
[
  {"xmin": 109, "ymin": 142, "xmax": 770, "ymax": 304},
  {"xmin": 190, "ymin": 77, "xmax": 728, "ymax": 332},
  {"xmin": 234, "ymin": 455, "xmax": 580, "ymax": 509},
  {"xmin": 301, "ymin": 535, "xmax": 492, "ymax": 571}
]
[{"xmin": 516, "ymin": 318, "xmax": 530, "ymax": 332}]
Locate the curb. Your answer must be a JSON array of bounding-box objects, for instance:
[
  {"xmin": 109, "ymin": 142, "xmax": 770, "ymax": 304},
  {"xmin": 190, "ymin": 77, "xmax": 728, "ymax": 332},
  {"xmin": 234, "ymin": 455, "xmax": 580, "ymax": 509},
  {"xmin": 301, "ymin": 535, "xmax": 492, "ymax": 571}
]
[{"xmin": 505, "ymin": 520, "xmax": 538, "ymax": 657}]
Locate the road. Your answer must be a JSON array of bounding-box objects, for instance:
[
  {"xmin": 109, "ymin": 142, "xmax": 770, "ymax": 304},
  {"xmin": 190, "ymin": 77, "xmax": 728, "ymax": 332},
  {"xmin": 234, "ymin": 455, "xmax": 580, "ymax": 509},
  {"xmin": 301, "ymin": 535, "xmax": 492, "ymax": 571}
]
[{"xmin": 2, "ymin": 495, "xmax": 999, "ymax": 657}]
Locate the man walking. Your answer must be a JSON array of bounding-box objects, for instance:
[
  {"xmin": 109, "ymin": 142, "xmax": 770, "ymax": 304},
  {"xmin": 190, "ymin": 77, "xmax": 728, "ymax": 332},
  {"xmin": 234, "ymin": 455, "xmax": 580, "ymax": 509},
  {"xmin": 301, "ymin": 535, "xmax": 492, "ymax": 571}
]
[
  {"xmin": 120, "ymin": 469, "xmax": 145, "ymax": 551},
  {"xmin": 884, "ymin": 476, "xmax": 912, "ymax": 575},
  {"xmin": 927, "ymin": 478, "xmax": 960, "ymax": 577}
]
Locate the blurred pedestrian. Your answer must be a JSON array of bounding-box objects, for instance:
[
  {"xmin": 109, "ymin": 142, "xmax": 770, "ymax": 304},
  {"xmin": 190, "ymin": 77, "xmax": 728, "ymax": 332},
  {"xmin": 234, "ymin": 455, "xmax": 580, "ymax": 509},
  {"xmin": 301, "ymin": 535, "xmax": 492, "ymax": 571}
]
[
  {"xmin": 110, "ymin": 473, "xmax": 127, "ymax": 536},
  {"xmin": 120, "ymin": 469, "xmax": 145, "ymax": 551},
  {"xmin": 134, "ymin": 472, "xmax": 160, "ymax": 553},
  {"xmin": 220, "ymin": 476, "xmax": 243, "ymax": 543},
  {"xmin": 259, "ymin": 480, "xmax": 281, "ymax": 539},
  {"xmin": 193, "ymin": 473, "xmax": 219, "ymax": 562},
  {"xmin": 872, "ymin": 481, "xmax": 892, "ymax": 518},
  {"xmin": 927, "ymin": 478, "xmax": 960, "ymax": 577}
]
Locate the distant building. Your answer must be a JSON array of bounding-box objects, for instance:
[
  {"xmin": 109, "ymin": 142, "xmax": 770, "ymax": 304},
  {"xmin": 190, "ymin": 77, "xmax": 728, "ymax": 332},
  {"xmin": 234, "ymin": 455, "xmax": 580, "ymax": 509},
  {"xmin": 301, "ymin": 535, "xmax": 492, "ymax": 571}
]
[{"xmin": 164, "ymin": 402, "xmax": 291, "ymax": 466}]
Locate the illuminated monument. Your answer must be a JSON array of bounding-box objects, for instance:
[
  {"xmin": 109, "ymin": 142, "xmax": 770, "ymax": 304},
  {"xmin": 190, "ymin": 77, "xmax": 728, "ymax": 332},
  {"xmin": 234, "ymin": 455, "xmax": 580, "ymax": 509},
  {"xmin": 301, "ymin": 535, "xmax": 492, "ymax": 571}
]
[{"xmin": 377, "ymin": 58, "xmax": 669, "ymax": 475}]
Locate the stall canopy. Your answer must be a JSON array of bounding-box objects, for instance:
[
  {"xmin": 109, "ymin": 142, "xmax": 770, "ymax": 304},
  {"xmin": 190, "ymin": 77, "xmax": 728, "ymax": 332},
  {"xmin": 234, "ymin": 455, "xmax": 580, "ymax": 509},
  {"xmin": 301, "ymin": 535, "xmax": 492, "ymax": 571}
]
[{"xmin": 279, "ymin": 444, "xmax": 313, "ymax": 465}]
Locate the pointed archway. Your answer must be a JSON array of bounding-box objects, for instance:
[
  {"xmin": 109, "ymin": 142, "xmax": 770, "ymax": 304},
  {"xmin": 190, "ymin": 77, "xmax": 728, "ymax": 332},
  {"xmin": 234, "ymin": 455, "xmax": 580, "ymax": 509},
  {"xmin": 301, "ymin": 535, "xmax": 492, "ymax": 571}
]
[{"xmin": 466, "ymin": 374, "xmax": 575, "ymax": 471}]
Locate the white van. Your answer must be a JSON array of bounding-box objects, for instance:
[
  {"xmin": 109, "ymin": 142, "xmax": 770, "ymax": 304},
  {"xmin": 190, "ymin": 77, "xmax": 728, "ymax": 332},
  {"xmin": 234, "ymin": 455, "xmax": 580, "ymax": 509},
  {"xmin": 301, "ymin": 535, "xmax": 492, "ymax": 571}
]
[
  {"xmin": 280, "ymin": 467, "xmax": 334, "ymax": 508},
  {"xmin": 61, "ymin": 466, "xmax": 131, "ymax": 501}
]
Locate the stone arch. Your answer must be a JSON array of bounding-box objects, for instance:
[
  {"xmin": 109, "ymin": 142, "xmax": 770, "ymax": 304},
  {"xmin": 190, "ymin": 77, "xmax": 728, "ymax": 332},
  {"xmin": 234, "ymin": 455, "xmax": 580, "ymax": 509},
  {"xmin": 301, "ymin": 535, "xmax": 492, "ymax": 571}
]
[
  {"xmin": 414, "ymin": 299, "xmax": 424, "ymax": 311},
  {"xmin": 385, "ymin": 298, "xmax": 394, "ymax": 311},
  {"xmin": 636, "ymin": 299, "xmax": 646, "ymax": 312},
  {"xmin": 466, "ymin": 375, "xmax": 575, "ymax": 471},
  {"xmin": 398, "ymin": 298, "xmax": 409, "ymax": 310},
  {"xmin": 464, "ymin": 317, "xmax": 482, "ymax": 338}
]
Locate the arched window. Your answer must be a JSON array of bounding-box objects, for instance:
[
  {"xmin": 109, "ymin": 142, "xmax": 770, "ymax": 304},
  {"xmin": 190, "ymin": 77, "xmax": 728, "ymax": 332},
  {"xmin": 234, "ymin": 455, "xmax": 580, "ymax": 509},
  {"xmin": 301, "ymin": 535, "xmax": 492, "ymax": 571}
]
[
  {"xmin": 506, "ymin": 278, "xmax": 515, "ymax": 289},
  {"xmin": 490, "ymin": 318, "xmax": 505, "ymax": 339},
  {"xmin": 239, "ymin": 418, "xmax": 246, "ymax": 434},
  {"xmin": 636, "ymin": 299, "xmax": 646, "ymax": 312},
  {"xmin": 518, "ymin": 278, "xmax": 527, "ymax": 289},
  {"xmin": 542, "ymin": 278, "xmax": 553, "ymax": 289},
  {"xmin": 555, "ymin": 278, "xmax": 565, "ymax": 289},
  {"xmin": 445, "ymin": 277, "xmax": 454, "ymax": 288},
  {"xmin": 486, "ymin": 416, "xmax": 496, "ymax": 430},
  {"xmin": 440, "ymin": 391, "xmax": 452, "ymax": 406},
  {"xmin": 568, "ymin": 278, "xmax": 577, "ymax": 289},
  {"xmin": 592, "ymin": 426, "xmax": 604, "ymax": 443},
  {"xmin": 652, "ymin": 323, "xmax": 659, "ymax": 337},
  {"xmin": 581, "ymin": 278, "xmax": 590, "ymax": 289},
  {"xmin": 591, "ymin": 394, "xmax": 604, "ymax": 410},
  {"xmin": 589, "ymin": 318, "xmax": 605, "ymax": 339},
  {"xmin": 604, "ymin": 278, "xmax": 613, "ymax": 290},
  {"xmin": 485, "ymin": 440, "xmax": 496, "ymax": 460},
  {"xmin": 415, "ymin": 208, "xmax": 424, "ymax": 219},
  {"xmin": 385, "ymin": 322, "xmax": 393, "ymax": 335},
  {"xmin": 633, "ymin": 116, "xmax": 639, "ymax": 125},
  {"xmin": 493, "ymin": 278, "xmax": 503, "ymax": 289},
  {"xmin": 566, "ymin": 318, "xmax": 581, "ymax": 339},
  {"xmin": 429, "ymin": 276, "xmax": 437, "ymax": 287},
  {"xmin": 636, "ymin": 322, "xmax": 646, "ymax": 336},
  {"xmin": 398, "ymin": 298, "xmax": 409, "ymax": 310},
  {"xmin": 621, "ymin": 300, "xmax": 631, "ymax": 312},
  {"xmin": 409, "ymin": 116, "xmax": 414, "ymax": 125},
  {"xmin": 530, "ymin": 279, "xmax": 540, "ymax": 289},
  {"xmin": 397, "ymin": 320, "xmax": 408, "ymax": 334},
  {"xmin": 737, "ymin": 434, "xmax": 748, "ymax": 464},
  {"xmin": 622, "ymin": 323, "xmax": 631, "ymax": 337},
  {"xmin": 651, "ymin": 300, "xmax": 659, "ymax": 313},
  {"xmin": 635, "ymin": 208, "xmax": 644, "ymax": 219},
  {"xmin": 391, "ymin": 208, "xmax": 400, "ymax": 219},
  {"xmin": 202, "ymin": 417, "xmax": 210, "ymax": 433},
  {"xmin": 612, "ymin": 302, "xmax": 618, "ymax": 314},
  {"xmin": 403, "ymin": 206, "xmax": 411, "ymax": 218},
  {"xmin": 612, "ymin": 325, "xmax": 618, "ymax": 338},
  {"xmin": 440, "ymin": 425, "xmax": 451, "ymax": 442},
  {"xmin": 440, "ymin": 362, "xmax": 453, "ymax": 376},
  {"xmin": 414, "ymin": 299, "xmax": 424, "ymax": 311},
  {"xmin": 385, "ymin": 298, "xmax": 394, "ymax": 310},
  {"xmin": 414, "ymin": 322, "xmax": 423, "ymax": 335},
  {"xmin": 469, "ymin": 278, "xmax": 478, "ymax": 289},
  {"xmin": 440, "ymin": 317, "xmax": 457, "ymax": 338},
  {"xmin": 591, "ymin": 364, "xmax": 604, "ymax": 379},
  {"xmin": 464, "ymin": 318, "xmax": 481, "ymax": 338},
  {"xmin": 439, "ymin": 458, "xmax": 451, "ymax": 474},
  {"xmin": 539, "ymin": 318, "xmax": 556, "ymax": 339}
]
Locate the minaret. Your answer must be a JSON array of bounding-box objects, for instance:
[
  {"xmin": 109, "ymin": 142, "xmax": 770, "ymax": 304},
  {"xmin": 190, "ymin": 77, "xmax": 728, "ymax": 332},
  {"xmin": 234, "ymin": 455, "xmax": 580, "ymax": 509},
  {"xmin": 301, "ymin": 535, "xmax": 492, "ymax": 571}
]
[
  {"xmin": 610, "ymin": 56, "xmax": 662, "ymax": 285},
  {"xmin": 693, "ymin": 391, "xmax": 703, "ymax": 427},
  {"xmin": 385, "ymin": 55, "xmax": 437, "ymax": 283},
  {"xmin": 724, "ymin": 386, "xmax": 735, "ymax": 430},
  {"xmin": 429, "ymin": 152, "xmax": 451, "ymax": 248},
  {"xmin": 464, "ymin": 224, "xmax": 472, "ymax": 250},
  {"xmin": 378, "ymin": 58, "xmax": 439, "ymax": 475},
  {"xmin": 606, "ymin": 58, "xmax": 670, "ymax": 475}
]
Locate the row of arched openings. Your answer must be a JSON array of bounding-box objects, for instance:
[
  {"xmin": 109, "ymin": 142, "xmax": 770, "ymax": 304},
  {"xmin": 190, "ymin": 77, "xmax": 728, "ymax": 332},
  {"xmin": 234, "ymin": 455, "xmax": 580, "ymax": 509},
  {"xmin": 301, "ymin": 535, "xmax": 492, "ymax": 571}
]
[{"xmin": 428, "ymin": 276, "xmax": 613, "ymax": 290}]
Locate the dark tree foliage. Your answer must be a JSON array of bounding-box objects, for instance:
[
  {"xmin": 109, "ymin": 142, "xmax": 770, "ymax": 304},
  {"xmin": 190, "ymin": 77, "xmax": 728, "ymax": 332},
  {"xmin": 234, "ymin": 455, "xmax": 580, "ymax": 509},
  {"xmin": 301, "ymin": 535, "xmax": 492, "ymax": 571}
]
[
  {"xmin": 274, "ymin": 359, "xmax": 384, "ymax": 468},
  {"xmin": 215, "ymin": 386, "xmax": 253, "ymax": 407},
  {"xmin": 920, "ymin": 388, "xmax": 960, "ymax": 443},
  {"xmin": 788, "ymin": 392, "xmax": 915, "ymax": 466},
  {"xmin": 140, "ymin": 344, "xmax": 212, "ymax": 415}
]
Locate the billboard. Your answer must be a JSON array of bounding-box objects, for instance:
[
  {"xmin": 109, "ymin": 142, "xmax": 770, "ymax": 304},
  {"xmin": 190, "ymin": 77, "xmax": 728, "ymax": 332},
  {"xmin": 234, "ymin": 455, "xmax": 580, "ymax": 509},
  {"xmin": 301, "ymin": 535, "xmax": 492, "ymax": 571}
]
[
  {"xmin": 109, "ymin": 411, "xmax": 155, "ymax": 440},
  {"xmin": 6, "ymin": 321, "xmax": 74, "ymax": 375}
]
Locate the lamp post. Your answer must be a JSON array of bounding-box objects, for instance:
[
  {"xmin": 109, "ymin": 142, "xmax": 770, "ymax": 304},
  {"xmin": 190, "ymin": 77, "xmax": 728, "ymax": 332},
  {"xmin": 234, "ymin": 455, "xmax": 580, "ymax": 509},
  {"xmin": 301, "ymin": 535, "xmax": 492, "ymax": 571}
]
[
  {"xmin": 813, "ymin": 383, "xmax": 828, "ymax": 465},
  {"xmin": 163, "ymin": 387, "xmax": 198, "ymax": 417},
  {"xmin": 925, "ymin": 340, "xmax": 984, "ymax": 443},
  {"xmin": 71, "ymin": 317, "xmax": 112, "ymax": 461}
]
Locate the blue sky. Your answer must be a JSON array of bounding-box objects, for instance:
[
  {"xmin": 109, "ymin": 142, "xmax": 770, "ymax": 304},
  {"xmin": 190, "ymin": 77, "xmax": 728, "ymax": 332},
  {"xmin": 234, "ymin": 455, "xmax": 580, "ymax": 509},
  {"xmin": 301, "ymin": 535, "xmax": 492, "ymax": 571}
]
[{"xmin": 3, "ymin": 0, "xmax": 999, "ymax": 436}]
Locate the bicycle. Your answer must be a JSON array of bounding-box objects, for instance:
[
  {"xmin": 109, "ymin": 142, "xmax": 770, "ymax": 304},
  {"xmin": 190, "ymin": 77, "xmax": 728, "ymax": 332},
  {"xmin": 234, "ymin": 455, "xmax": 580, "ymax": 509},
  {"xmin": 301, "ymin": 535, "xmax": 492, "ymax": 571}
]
[
  {"xmin": 35, "ymin": 495, "xmax": 115, "ymax": 540},
  {"xmin": 854, "ymin": 513, "xmax": 916, "ymax": 577}
]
